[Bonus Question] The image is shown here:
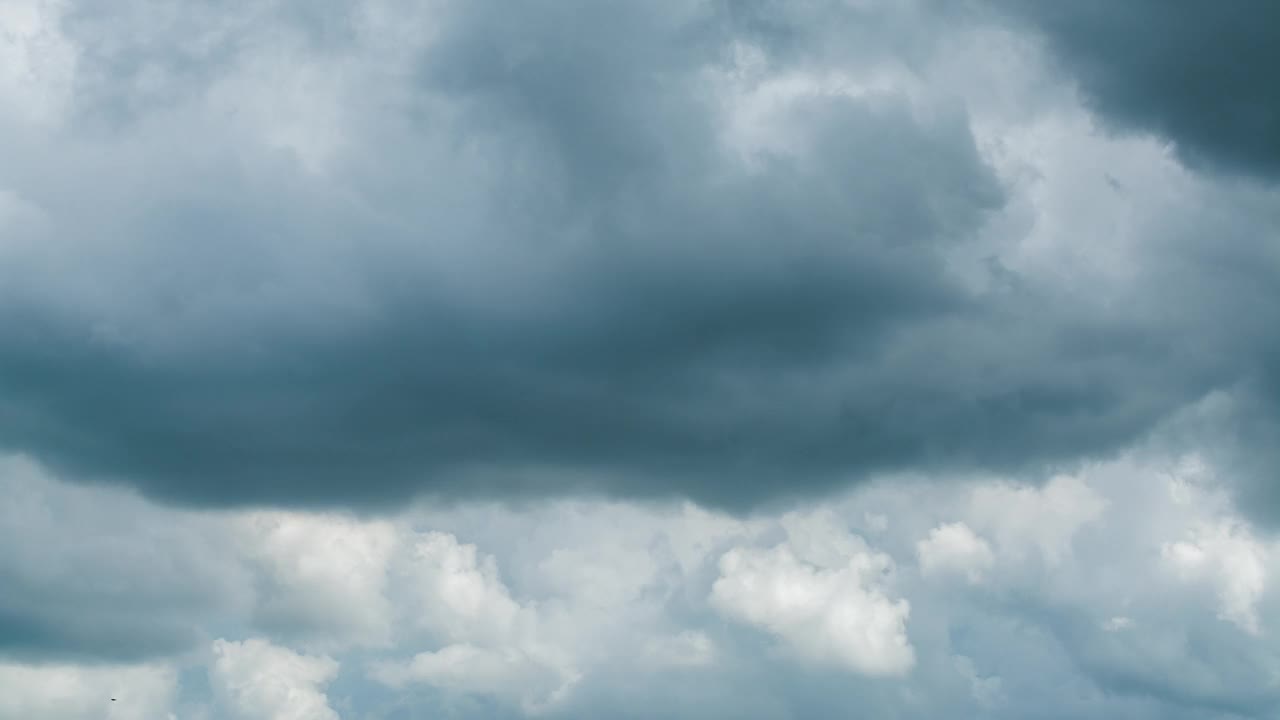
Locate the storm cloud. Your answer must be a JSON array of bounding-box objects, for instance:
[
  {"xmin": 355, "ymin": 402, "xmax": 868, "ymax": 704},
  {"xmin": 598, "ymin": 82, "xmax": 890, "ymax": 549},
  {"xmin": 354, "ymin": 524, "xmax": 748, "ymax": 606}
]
[
  {"xmin": 987, "ymin": 0, "xmax": 1280, "ymax": 181},
  {"xmin": 8, "ymin": 2, "xmax": 1280, "ymax": 717},
  {"xmin": 2, "ymin": 0, "xmax": 1276, "ymax": 513}
]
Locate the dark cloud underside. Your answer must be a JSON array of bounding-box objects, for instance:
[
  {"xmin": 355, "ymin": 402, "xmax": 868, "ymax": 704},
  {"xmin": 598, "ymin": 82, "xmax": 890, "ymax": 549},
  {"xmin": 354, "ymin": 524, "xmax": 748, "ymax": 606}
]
[
  {"xmin": 989, "ymin": 0, "xmax": 1280, "ymax": 180},
  {"xmin": 0, "ymin": 0, "xmax": 1275, "ymax": 512}
]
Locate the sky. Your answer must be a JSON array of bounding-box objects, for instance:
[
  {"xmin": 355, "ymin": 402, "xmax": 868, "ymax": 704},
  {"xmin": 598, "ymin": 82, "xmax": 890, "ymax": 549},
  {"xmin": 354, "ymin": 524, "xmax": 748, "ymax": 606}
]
[{"xmin": 1, "ymin": 0, "xmax": 1279, "ymax": 718}]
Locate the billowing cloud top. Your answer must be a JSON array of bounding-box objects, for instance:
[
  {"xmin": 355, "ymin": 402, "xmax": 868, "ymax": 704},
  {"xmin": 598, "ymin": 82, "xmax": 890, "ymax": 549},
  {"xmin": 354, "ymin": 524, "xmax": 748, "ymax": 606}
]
[{"xmin": 3, "ymin": 0, "xmax": 1280, "ymax": 718}]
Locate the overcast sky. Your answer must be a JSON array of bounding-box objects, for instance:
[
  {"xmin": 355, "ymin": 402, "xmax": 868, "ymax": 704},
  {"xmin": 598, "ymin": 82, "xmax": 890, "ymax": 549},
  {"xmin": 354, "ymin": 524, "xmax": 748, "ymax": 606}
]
[{"xmin": 2, "ymin": 0, "xmax": 1279, "ymax": 718}]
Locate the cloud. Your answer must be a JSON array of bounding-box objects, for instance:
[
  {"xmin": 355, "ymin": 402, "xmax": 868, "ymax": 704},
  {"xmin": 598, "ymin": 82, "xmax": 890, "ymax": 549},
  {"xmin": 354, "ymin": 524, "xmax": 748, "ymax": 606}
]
[
  {"xmin": 916, "ymin": 522, "xmax": 994, "ymax": 583},
  {"xmin": 967, "ymin": 474, "xmax": 1107, "ymax": 566},
  {"xmin": 6, "ymin": 0, "xmax": 1275, "ymax": 515},
  {"xmin": 210, "ymin": 638, "xmax": 340, "ymax": 720},
  {"xmin": 237, "ymin": 511, "xmax": 397, "ymax": 650},
  {"xmin": 376, "ymin": 530, "xmax": 581, "ymax": 713},
  {"xmin": 0, "ymin": 0, "xmax": 1008, "ymax": 511},
  {"xmin": 4, "ymin": 2, "xmax": 1280, "ymax": 717},
  {"xmin": 371, "ymin": 644, "xmax": 577, "ymax": 716},
  {"xmin": 987, "ymin": 0, "xmax": 1280, "ymax": 180},
  {"xmin": 1162, "ymin": 520, "xmax": 1269, "ymax": 635},
  {"xmin": 639, "ymin": 630, "xmax": 717, "ymax": 669},
  {"xmin": 1, "ymin": 448, "xmax": 1280, "ymax": 717},
  {"xmin": 398, "ymin": 531, "xmax": 529, "ymax": 644},
  {"xmin": 0, "ymin": 454, "xmax": 251, "ymax": 661},
  {"xmin": 710, "ymin": 515, "xmax": 915, "ymax": 676},
  {"xmin": 0, "ymin": 660, "xmax": 177, "ymax": 720},
  {"xmin": 0, "ymin": 0, "xmax": 76, "ymax": 126},
  {"xmin": 952, "ymin": 654, "xmax": 1004, "ymax": 708}
]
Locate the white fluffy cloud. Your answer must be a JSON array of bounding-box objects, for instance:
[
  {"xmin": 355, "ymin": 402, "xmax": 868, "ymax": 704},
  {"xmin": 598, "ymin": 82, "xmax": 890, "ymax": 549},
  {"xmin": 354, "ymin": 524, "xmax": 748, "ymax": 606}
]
[
  {"xmin": 711, "ymin": 515, "xmax": 915, "ymax": 676},
  {"xmin": 1162, "ymin": 520, "xmax": 1270, "ymax": 635},
  {"xmin": 210, "ymin": 638, "xmax": 340, "ymax": 720},
  {"xmin": 374, "ymin": 530, "xmax": 581, "ymax": 713},
  {"xmin": 0, "ymin": 443, "xmax": 1278, "ymax": 717},
  {"xmin": 398, "ymin": 531, "xmax": 528, "ymax": 644},
  {"xmin": 917, "ymin": 522, "xmax": 994, "ymax": 583},
  {"xmin": 968, "ymin": 474, "xmax": 1108, "ymax": 566},
  {"xmin": 0, "ymin": 0, "xmax": 76, "ymax": 126},
  {"xmin": 372, "ymin": 644, "xmax": 577, "ymax": 716},
  {"xmin": 237, "ymin": 511, "xmax": 397, "ymax": 650},
  {"xmin": 5, "ymin": 444, "xmax": 1280, "ymax": 718}
]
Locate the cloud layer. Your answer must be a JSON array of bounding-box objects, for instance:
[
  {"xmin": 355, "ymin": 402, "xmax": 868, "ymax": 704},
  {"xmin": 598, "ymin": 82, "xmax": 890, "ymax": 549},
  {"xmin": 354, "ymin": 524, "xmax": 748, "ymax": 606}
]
[
  {"xmin": 4, "ymin": 1, "xmax": 1280, "ymax": 717},
  {"xmin": 2, "ymin": 447, "xmax": 1280, "ymax": 718},
  {"xmin": 0, "ymin": 0, "xmax": 1275, "ymax": 513}
]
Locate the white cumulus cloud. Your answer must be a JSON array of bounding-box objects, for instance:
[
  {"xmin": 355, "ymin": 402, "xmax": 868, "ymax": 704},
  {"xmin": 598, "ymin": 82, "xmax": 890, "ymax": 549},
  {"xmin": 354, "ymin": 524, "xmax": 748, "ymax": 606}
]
[
  {"xmin": 1162, "ymin": 520, "xmax": 1269, "ymax": 634},
  {"xmin": 375, "ymin": 530, "xmax": 580, "ymax": 713},
  {"xmin": 711, "ymin": 520, "xmax": 914, "ymax": 676},
  {"xmin": 210, "ymin": 638, "xmax": 340, "ymax": 720},
  {"xmin": 917, "ymin": 522, "xmax": 995, "ymax": 583}
]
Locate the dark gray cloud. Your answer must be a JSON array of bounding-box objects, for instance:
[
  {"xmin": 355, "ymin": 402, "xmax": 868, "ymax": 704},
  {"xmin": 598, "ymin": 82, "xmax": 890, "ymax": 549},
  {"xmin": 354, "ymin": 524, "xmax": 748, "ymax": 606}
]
[
  {"xmin": 0, "ymin": 607, "xmax": 197, "ymax": 663},
  {"xmin": 0, "ymin": 0, "xmax": 1274, "ymax": 514},
  {"xmin": 986, "ymin": 0, "xmax": 1280, "ymax": 181},
  {"xmin": 0, "ymin": 458, "xmax": 248, "ymax": 662}
]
